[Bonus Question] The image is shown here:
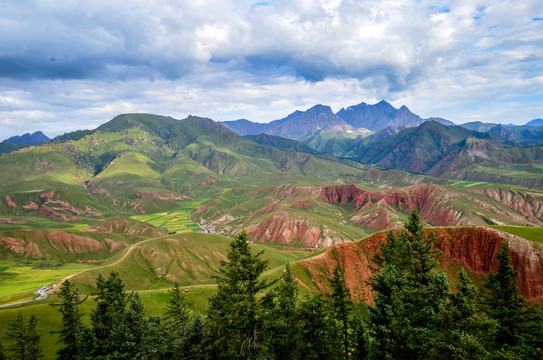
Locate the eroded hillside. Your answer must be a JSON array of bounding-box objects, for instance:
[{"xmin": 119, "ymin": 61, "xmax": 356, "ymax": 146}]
[{"xmin": 292, "ymin": 226, "xmax": 543, "ymax": 303}]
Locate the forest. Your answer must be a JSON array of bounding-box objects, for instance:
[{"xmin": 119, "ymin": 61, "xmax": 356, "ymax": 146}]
[{"xmin": 1, "ymin": 211, "xmax": 542, "ymax": 360}]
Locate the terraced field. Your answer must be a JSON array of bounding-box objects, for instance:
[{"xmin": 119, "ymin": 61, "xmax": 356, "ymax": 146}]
[{"xmin": 131, "ymin": 201, "xmax": 205, "ymax": 233}]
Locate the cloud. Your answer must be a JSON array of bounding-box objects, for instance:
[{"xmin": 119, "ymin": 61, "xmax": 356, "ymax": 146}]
[{"xmin": 0, "ymin": 0, "xmax": 542, "ymax": 137}]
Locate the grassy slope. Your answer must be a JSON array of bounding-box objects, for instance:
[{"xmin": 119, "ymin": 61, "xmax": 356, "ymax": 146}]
[
  {"xmin": 68, "ymin": 232, "xmax": 310, "ymax": 293},
  {"xmin": 490, "ymin": 225, "xmax": 543, "ymax": 243}
]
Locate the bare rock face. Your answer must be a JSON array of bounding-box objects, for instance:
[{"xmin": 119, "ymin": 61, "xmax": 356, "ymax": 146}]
[
  {"xmin": 5, "ymin": 196, "xmax": 16, "ymax": 208},
  {"xmin": 295, "ymin": 226, "xmax": 543, "ymax": 303},
  {"xmin": 480, "ymin": 187, "xmax": 543, "ymax": 225},
  {"xmin": 39, "ymin": 205, "xmax": 71, "ymax": 222},
  {"xmin": 23, "ymin": 201, "xmax": 39, "ymax": 210},
  {"xmin": 320, "ymin": 184, "xmax": 466, "ymax": 228},
  {"xmin": 245, "ymin": 212, "xmax": 343, "ymax": 248},
  {"xmin": 0, "ymin": 217, "xmax": 26, "ymax": 225},
  {"xmin": 135, "ymin": 192, "xmax": 189, "ymax": 201}
]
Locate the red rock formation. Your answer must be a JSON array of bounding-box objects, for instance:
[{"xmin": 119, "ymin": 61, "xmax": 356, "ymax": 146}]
[
  {"xmin": 83, "ymin": 206, "xmax": 103, "ymax": 217},
  {"xmin": 295, "ymin": 226, "xmax": 543, "ymax": 303},
  {"xmin": 47, "ymin": 231, "xmax": 104, "ymax": 254},
  {"xmin": 320, "ymin": 184, "xmax": 465, "ymax": 228},
  {"xmin": 23, "ymin": 201, "xmax": 39, "ymax": 210},
  {"xmin": 350, "ymin": 208, "xmax": 395, "ymax": 230},
  {"xmin": 0, "ymin": 217, "xmax": 26, "ymax": 225},
  {"xmin": 39, "ymin": 205, "xmax": 71, "ymax": 222},
  {"xmin": 40, "ymin": 190, "xmax": 55, "ymax": 202},
  {"xmin": 5, "ymin": 196, "xmax": 16, "ymax": 208},
  {"xmin": 135, "ymin": 192, "xmax": 189, "ymax": 201},
  {"xmin": 246, "ymin": 212, "xmax": 322, "ymax": 247},
  {"xmin": 480, "ymin": 188, "xmax": 543, "ymax": 225}
]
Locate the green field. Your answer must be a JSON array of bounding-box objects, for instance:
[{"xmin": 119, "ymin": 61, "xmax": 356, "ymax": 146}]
[
  {"xmin": 0, "ymin": 261, "xmax": 96, "ymax": 305},
  {"xmin": 490, "ymin": 226, "xmax": 543, "ymax": 243},
  {"xmin": 131, "ymin": 201, "xmax": 204, "ymax": 233},
  {"xmin": 0, "ymin": 284, "xmax": 217, "ymax": 359}
]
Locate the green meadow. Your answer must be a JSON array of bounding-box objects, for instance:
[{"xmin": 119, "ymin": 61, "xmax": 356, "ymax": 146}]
[
  {"xmin": 0, "ymin": 261, "xmax": 96, "ymax": 305},
  {"xmin": 490, "ymin": 225, "xmax": 543, "ymax": 243}
]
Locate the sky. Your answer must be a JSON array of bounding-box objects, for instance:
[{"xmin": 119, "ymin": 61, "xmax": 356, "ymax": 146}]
[{"xmin": 1, "ymin": 0, "xmax": 542, "ymax": 139}]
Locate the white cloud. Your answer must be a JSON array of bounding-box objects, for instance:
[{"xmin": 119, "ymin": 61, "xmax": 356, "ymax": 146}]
[{"xmin": 0, "ymin": 0, "xmax": 542, "ymax": 138}]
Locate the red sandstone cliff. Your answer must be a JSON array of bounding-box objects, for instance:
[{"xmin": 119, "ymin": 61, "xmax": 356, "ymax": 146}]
[{"xmin": 294, "ymin": 226, "xmax": 543, "ymax": 303}]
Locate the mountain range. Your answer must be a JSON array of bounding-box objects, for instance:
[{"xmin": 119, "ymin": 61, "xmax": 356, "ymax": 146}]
[
  {"xmin": 0, "ymin": 112, "xmax": 542, "ymax": 249},
  {"xmin": 221, "ymin": 100, "xmax": 454, "ymax": 138}
]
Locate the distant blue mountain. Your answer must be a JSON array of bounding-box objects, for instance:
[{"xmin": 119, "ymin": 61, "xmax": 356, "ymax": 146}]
[
  {"xmin": 526, "ymin": 118, "xmax": 543, "ymax": 127},
  {"xmin": 336, "ymin": 100, "xmax": 454, "ymax": 131},
  {"xmin": 4, "ymin": 131, "xmax": 50, "ymax": 145}
]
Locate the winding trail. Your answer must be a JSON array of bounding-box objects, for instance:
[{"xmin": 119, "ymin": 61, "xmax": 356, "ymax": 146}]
[
  {"xmin": 0, "ymin": 202, "xmax": 204, "ymax": 309},
  {"xmin": 0, "ymin": 233, "xmax": 169, "ymax": 309}
]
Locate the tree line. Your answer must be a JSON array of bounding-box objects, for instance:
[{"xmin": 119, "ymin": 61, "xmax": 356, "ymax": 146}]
[{"xmin": 1, "ymin": 210, "xmax": 542, "ymax": 359}]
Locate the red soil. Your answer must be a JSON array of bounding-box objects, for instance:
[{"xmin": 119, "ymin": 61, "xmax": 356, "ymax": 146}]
[
  {"xmin": 320, "ymin": 184, "xmax": 464, "ymax": 228},
  {"xmin": 296, "ymin": 226, "xmax": 543, "ymax": 303}
]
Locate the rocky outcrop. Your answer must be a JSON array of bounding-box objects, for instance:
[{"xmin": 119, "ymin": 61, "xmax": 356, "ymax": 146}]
[
  {"xmin": 23, "ymin": 201, "xmax": 39, "ymax": 210},
  {"xmin": 90, "ymin": 217, "xmax": 164, "ymax": 238},
  {"xmin": 1, "ymin": 231, "xmax": 108, "ymax": 259},
  {"xmin": 39, "ymin": 205, "xmax": 72, "ymax": 222},
  {"xmin": 480, "ymin": 187, "xmax": 543, "ymax": 225},
  {"xmin": 294, "ymin": 226, "xmax": 543, "ymax": 303},
  {"xmin": 320, "ymin": 184, "xmax": 466, "ymax": 228},
  {"xmin": 0, "ymin": 217, "xmax": 26, "ymax": 225},
  {"xmin": 246, "ymin": 212, "xmax": 343, "ymax": 248},
  {"xmin": 5, "ymin": 196, "xmax": 16, "ymax": 208},
  {"xmin": 135, "ymin": 192, "xmax": 189, "ymax": 201}
]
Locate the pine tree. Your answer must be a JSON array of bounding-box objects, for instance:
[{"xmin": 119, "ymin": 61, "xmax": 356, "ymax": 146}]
[
  {"xmin": 25, "ymin": 314, "xmax": 43, "ymax": 360},
  {"xmin": 165, "ymin": 283, "xmax": 192, "ymax": 336},
  {"xmin": 205, "ymin": 230, "xmax": 271, "ymax": 359},
  {"xmin": 484, "ymin": 242, "xmax": 543, "ymax": 358},
  {"xmin": 265, "ymin": 263, "xmax": 299, "ymax": 359},
  {"xmin": 86, "ymin": 271, "xmax": 130, "ymax": 358},
  {"xmin": 368, "ymin": 209, "xmax": 449, "ymax": 359},
  {"xmin": 429, "ymin": 268, "xmax": 497, "ymax": 359},
  {"xmin": 179, "ymin": 315, "xmax": 205, "ymax": 360},
  {"xmin": 0, "ymin": 337, "xmax": 5, "ymax": 360},
  {"xmin": 351, "ymin": 318, "xmax": 369, "ymax": 360},
  {"xmin": 6, "ymin": 312, "xmax": 26, "ymax": 360},
  {"xmin": 141, "ymin": 316, "xmax": 175, "ymax": 360},
  {"xmin": 114, "ymin": 292, "xmax": 148, "ymax": 358},
  {"xmin": 51, "ymin": 279, "xmax": 86, "ymax": 360},
  {"xmin": 329, "ymin": 266, "xmax": 352, "ymax": 360},
  {"xmin": 293, "ymin": 293, "xmax": 342, "ymax": 360},
  {"xmin": 5, "ymin": 312, "xmax": 43, "ymax": 360}
]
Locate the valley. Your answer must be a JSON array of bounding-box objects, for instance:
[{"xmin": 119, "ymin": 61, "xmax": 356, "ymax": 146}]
[{"xmin": 0, "ymin": 109, "xmax": 542, "ymax": 358}]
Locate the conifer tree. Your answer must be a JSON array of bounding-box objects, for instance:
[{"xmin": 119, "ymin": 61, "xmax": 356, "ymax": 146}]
[
  {"xmin": 368, "ymin": 209, "xmax": 449, "ymax": 359},
  {"xmin": 0, "ymin": 337, "xmax": 5, "ymax": 360},
  {"xmin": 484, "ymin": 243, "xmax": 543, "ymax": 357},
  {"xmin": 429, "ymin": 268, "xmax": 497, "ymax": 359},
  {"xmin": 25, "ymin": 314, "xmax": 43, "ymax": 360},
  {"xmin": 165, "ymin": 283, "xmax": 192, "ymax": 335},
  {"xmin": 141, "ymin": 316, "xmax": 175, "ymax": 360},
  {"xmin": 5, "ymin": 312, "xmax": 43, "ymax": 360},
  {"xmin": 179, "ymin": 314, "xmax": 205, "ymax": 360},
  {"xmin": 294, "ymin": 293, "xmax": 342, "ymax": 360},
  {"xmin": 266, "ymin": 263, "xmax": 299, "ymax": 359},
  {"xmin": 51, "ymin": 279, "xmax": 86, "ymax": 360},
  {"xmin": 351, "ymin": 317, "xmax": 369, "ymax": 360},
  {"xmin": 205, "ymin": 230, "xmax": 271, "ymax": 359},
  {"xmin": 329, "ymin": 266, "xmax": 352, "ymax": 360},
  {"xmin": 114, "ymin": 292, "xmax": 148, "ymax": 358},
  {"xmin": 86, "ymin": 271, "xmax": 130, "ymax": 358}
]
